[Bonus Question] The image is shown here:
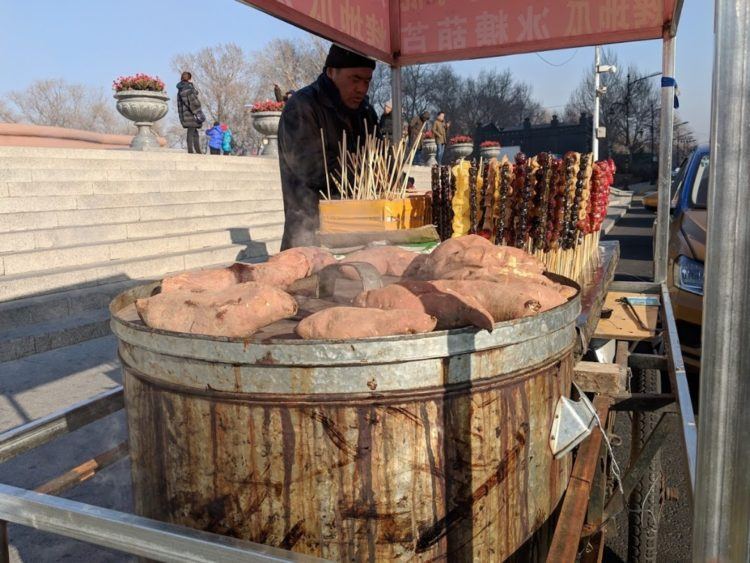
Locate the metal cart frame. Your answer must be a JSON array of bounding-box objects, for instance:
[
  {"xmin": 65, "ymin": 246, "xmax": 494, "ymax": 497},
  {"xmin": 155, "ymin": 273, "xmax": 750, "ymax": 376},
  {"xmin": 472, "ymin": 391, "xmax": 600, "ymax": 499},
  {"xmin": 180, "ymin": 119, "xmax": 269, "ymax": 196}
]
[{"xmin": 2, "ymin": 0, "xmax": 748, "ymax": 560}]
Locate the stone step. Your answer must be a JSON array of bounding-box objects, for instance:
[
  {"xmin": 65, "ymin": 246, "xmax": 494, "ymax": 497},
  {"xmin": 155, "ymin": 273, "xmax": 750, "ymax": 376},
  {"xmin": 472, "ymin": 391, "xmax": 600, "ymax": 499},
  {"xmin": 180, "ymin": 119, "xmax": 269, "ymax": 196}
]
[
  {"xmin": 0, "ymin": 308, "xmax": 111, "ymax": 363},
  {"xmin": 0, "ymin": 146, "xmax": 273, "ymax": 162},
  {"xmin": 0, "ymin": 279, "xmax": 133, "ymax": 332},
  {"xmin": 0, "ymin": 178, "xmax": 279, "ymax": 197},
  {"xmin": 0, "ymin": 198, "xmax": 284, "ymax": 233},
  {"xmin": 1, "ymin": 222, "xmax": 284, "ymax": 276},
  {"xmin": 0, "ymin": 156, "xmax": 279, "ymax": 171},
  {"xmin": 0, "ymin": 210, "xmax": 286, "ymax": 252},
  {"xmin": 0, "ymin": 240, "xmax": 281, "ymax": 301},
  {"xmin": 0, "ymin": 188, "xmax": 282, "ymax": 213},
  {"xmin": 0, "ymin": 168, "xmax": 275, "ymax": 183}
]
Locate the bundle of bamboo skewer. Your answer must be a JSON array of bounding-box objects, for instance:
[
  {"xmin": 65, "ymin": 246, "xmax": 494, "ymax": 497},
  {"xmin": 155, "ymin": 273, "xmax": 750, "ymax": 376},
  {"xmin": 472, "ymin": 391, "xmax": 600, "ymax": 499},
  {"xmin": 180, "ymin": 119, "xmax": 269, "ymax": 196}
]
[{"xmin": 319, "ymin": 125, "xmax": 423, "ymax": 201}]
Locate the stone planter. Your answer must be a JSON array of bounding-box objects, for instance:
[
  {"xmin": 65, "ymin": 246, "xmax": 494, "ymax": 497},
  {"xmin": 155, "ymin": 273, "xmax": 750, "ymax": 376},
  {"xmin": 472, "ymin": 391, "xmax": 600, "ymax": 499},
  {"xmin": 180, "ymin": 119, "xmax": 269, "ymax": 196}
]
[
  {"xmin": 480, "ymin": 146, "xmax": 501, "ymax": 161},
  {"xmin": 251, "ymin": 111, "xmax": 282, "ymax": 157},
  {"xmin": 113, "ymin": 90, "xmax": 169, "ymax": 150},
  {"xmin": 450, "ymin": 142, "xmax": 473, "ymax": 161},
  {"xmin": 421, "ymin": 139, "xmax": 437, "ymax": 167}
]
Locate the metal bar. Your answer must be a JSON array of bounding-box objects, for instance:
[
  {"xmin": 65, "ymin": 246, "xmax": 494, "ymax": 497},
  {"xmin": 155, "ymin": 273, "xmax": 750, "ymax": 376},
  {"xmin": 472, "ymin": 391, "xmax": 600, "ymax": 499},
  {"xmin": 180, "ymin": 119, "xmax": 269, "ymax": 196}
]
[
  {"xmin": 592, "ymin": 46, "xmax": 601, "ymax": 161},
  {"xmin": 0, "ymin": 387, "xmax": 123, "ymax": 464},
  {"xmin": 0, "ymin": 484, "xmax": 324, "ymax": 563},
  {"xmin": 628, "ymin": 353, "xmax": 668, "ymax": 371},
  {"xmin": 547, "ymin": 396, "xmax": 611, "ymax": 562},
  {"xmin": 608, "ymin": 281, "xmax": 660, "ymax": 294},
  {"xmin": 653, "ymin": 34, "xmax": 676, "ymax": 283},
  {"xmin": 693, "ymin": 0, "xmax": 750, "ymax": 559},
  {"xmin": 609, "ymin": 393, "xmax": 676, "ymax": 413},
  {"xmin": 660, "ymin": 284, "xmax": 696, "ymax": 493},
  {"xmin": 35, "ymin": 442, "xmax": 129, "ymax": 496},
  {"xmin": 600, "ymin": 413, "xmax": 674, "ymax": 524},
  {"xmin": 390, "ymin": 66, "xmax": 403, "ymax": 144}
]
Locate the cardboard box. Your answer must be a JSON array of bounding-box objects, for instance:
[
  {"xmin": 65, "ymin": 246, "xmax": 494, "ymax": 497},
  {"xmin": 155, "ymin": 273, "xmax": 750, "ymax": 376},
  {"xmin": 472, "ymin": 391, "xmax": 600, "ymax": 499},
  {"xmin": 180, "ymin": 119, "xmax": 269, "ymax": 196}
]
[{"xmin": 319, "ymin": 195, "xmax": 430, "ymax": 233}]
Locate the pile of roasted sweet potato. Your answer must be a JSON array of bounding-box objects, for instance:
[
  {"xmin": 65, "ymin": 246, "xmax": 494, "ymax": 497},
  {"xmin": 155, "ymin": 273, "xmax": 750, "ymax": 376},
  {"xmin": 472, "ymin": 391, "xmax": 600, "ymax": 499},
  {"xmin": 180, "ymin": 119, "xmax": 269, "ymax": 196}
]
[{"xmin": 134, "ymin": 235, "xmax": 576, "ymax": 340}]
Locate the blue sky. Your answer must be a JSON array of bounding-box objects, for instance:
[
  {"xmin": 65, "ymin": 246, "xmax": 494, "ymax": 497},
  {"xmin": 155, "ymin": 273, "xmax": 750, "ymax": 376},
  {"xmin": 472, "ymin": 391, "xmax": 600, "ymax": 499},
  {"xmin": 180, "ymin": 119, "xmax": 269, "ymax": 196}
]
[{"xmin": 1, "ymin": 1, "xmax": 713, "ymax": 142}]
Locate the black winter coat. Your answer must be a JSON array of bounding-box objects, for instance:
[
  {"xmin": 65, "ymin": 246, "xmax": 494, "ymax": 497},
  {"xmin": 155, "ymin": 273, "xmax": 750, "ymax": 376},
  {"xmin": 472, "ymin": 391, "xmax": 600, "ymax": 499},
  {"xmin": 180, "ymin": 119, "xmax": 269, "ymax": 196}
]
[
  {"xmin": 176, "ymin": 81, "xmax": 203, "ymax": 129},
  {"xmin": 277, "ymin": 73, "xmax": 378, "ymax": 250}
]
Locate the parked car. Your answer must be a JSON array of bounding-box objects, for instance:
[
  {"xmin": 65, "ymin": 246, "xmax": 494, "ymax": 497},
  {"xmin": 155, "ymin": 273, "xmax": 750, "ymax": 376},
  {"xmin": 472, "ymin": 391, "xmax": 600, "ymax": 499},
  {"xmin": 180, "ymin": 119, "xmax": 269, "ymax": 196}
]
[
  {"xmin": 666, "ymin": 145, "xmax": 709, "ymax": 372},
  {"xmin": 642, "ymin": 166, "xmax": 682, "ymax": 210}
]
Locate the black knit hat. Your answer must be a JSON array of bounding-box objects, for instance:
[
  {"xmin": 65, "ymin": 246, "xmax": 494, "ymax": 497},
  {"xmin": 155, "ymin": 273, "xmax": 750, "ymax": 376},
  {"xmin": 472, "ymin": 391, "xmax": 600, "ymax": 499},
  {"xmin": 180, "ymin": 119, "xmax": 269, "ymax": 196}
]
[{"xmin": 325, "ymin": 44, "xmax": 376, "ymax": 70}]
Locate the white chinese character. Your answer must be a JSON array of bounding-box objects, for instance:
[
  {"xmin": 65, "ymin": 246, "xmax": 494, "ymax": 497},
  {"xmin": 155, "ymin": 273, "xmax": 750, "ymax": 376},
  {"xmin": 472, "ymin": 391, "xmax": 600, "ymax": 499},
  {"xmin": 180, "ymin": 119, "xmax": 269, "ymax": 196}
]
[
  {"xmin": 517, "ymin": 6, "xmax": 550, "ymax": 41},
  {"xmin": 365, "ymin": 13, "xmax": 387, "ymax": 50},
  {"xmin": 403, "ymin": 22, "xmax": 429, "ymax": 53},
  {"xmin": 475, "ymin": 11, "xmax": 509, "ymax": 47},
  {"xmin": 565, "ymin": 1, "xmax": 592, "ymax": 36},
  {"xmin": 310, "ymin": 0, "xmax": 334, "ymax": 26},
  {"xmin": 599, "ymin": 0, "xmax": 628, "ymax": 31},
  {"xmin": 340, "ymin": 0, "xmax": 363, "ymax": 37},
  {"xmin": 437, "ymin": 16, "xmax": 468, "ymax": 50},
  {"xmin": 633, "ymin": 0, "xmax": 660, "ymax": 27}
]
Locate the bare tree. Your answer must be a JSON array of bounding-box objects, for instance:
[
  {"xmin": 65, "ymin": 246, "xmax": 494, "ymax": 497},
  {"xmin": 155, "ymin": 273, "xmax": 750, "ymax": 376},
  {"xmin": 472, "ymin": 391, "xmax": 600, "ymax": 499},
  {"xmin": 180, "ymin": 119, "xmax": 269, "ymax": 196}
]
[
  {"xmin": 7, "ymin": 79, "xmax": 131, "ymax": 133},
  {"xmin": 0, "ymin": 99, "xmax": 17, "ymax": 122},
  {"xmin": 171, "ymin": 43, "xmax": 258, "ymax": 152},
  {"xmin": 252, "ymin": 37, "xmax": 329, "ymax": 97}
]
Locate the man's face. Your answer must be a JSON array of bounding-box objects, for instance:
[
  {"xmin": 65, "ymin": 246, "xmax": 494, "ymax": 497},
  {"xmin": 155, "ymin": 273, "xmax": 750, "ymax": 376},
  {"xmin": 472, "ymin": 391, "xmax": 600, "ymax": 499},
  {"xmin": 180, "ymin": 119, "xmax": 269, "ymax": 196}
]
[
  {"xmin": 384, "ymin": 104, "xmax": 392, "ymax": 114},
  {"xmin": 327, "ymin": 67, "xmax": 373, "ymax": 109},
  {"xmin": 437, "ymin": 113, "xmax": 445, "ymax": 121}
]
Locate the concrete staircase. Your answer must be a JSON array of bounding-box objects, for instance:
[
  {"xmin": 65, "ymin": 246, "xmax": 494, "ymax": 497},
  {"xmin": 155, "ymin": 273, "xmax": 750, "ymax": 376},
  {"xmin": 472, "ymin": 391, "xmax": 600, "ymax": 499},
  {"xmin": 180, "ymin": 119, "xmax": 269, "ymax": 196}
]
[{"xmin": 0, "ymin": 147, "xmax": 286, "ymax": 362}]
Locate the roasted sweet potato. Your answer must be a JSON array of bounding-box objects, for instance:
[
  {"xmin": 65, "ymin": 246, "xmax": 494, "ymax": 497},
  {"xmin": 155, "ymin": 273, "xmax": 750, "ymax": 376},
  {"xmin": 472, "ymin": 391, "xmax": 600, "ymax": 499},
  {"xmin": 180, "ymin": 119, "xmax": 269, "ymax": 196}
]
[
  {"xmin": 268, "ymin": 247, "xmax": 336, "ymax": 276},
  {"xmin": 295, "ymin": 306, "xmax": 436, "ymax": 340},
  {"xmin": 135, "ymin": 282, "xmax": 297, "ymax": 337},
  {"xmin": 160, "ymin": 264, "xmax": 246, "ymax": 293},
  {"xmin": 413, "ymin": 235, "xmax": 545, "ymax": 280},
  {"xmin": 398, "ymin": 279, "xmax": 567, "ymax": 321},
  {"xmin": 353, "ymin": 284, "xmax": 494, "ymax": 331},
  {"xmin": 341, "ymin": 246, "xmax": 422, "ymax": 278}
]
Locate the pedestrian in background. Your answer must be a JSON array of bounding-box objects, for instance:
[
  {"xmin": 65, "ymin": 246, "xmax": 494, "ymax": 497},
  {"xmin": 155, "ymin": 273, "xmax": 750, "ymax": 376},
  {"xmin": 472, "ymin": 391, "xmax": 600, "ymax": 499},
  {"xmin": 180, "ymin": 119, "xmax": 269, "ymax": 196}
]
[
  {"xmin": 274, "ymin": 84, "xmax": 295, "ymax": 102},
  {"xmin": 206, "ymin": 122, "xmax": 224, "ymax": 155},
  {"xmin": 433, "ymin": 111, "xmax": 448, "ymax": 164},
  {"xmin": 379, "ymin": 101, "xmax": 393, "ymax": 142},
  {"xmin": 221, "ymin": 123, "xmax": 233, "ymax": 155},
  {"xmin": 176, "ymin": 71, "xmax": 205, "ymax": 154},
  {"xmin": 408, "ymin": 110, "xmax": 430, "ymax": 164}
]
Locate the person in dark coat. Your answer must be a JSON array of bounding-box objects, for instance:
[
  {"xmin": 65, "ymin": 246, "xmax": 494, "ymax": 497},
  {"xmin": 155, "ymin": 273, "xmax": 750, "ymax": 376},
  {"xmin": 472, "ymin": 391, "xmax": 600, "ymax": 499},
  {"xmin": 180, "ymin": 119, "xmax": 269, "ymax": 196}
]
[
  {"xmin": 176, "ymin": 71, "xmax": 204, "ymax": 154},
  {"xmin": 277, "ymin": 44, "xmax": 378, "ymax": 250},
  {"xmin": 378, "ymin": 101, "xmax": 393, "ymax": 142}
]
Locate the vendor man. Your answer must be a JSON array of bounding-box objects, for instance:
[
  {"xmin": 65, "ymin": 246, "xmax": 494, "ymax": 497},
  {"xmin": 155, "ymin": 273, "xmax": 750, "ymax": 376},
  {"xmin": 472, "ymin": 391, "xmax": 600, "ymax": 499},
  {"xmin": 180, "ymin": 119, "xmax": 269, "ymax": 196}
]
[{"xmin": 278, "ymin": 44, "xmax": 379, "ymax": 249}]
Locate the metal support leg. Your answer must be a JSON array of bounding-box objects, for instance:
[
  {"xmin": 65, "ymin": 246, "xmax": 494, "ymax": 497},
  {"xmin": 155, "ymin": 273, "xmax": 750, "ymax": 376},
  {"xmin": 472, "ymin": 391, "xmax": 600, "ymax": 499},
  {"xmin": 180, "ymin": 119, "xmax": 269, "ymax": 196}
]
[
  {"xmin": 653, "ymin": 35, "xmax": 676, "ymax": 283},
  {"xmin": 694, "ymin": 1, "xmax": 750, "ymax": 560},
  {"xmin": 390, "ymin": 66, "xmax": 403, "ymax": 142},
  {"xmin": 0, "ymin": 520, "xmax": 8, "ymax": 563}
]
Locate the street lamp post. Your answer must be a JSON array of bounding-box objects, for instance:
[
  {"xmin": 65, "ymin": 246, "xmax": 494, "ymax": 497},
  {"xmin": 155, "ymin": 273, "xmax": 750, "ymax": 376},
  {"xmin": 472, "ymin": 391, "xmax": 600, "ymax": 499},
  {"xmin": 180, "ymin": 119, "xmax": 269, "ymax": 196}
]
[{"xmin": 592, "ymin": 46, "xmax": 617, "ymax": 161}]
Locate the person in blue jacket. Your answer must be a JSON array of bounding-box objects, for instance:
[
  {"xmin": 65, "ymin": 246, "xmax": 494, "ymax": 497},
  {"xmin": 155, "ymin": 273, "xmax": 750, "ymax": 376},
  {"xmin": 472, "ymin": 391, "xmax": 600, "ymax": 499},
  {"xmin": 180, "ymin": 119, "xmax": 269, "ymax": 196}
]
[
  {"xmin": 221, "ymin": 123, "xmax": 233, "ymax": 155},
  {"xmin": 205, "ymin": 122, "xmax": 224, "ymax": 155}
]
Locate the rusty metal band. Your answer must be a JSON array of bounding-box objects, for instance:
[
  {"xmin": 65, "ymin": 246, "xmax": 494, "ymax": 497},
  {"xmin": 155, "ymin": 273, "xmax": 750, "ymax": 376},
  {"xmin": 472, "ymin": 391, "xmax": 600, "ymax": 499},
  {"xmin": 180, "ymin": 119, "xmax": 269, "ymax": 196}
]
[
  {"xmin": 116, "ymin": 321, "xmax": 573, "ymax": 395},
  {"xmin": 121, "ymin": 346, "xmax": 573, "ymax": 406}
]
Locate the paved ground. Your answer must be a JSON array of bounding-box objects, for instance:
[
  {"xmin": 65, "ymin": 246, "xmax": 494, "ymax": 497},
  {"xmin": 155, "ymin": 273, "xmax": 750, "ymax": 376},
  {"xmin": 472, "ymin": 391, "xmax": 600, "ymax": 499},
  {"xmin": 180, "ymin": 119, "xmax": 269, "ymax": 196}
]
[
  {"xmin": 0, "ymin": 192, "xmax": 692, "ymax": 562},
  {"xmin": 601, "ymin": 195, "xmax": 693, "ymax": 562}
]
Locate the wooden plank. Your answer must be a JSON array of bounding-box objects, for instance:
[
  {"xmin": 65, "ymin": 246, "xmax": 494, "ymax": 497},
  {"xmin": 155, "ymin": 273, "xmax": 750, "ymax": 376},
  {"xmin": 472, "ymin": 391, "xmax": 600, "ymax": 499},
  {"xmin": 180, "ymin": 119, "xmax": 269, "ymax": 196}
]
[
  {"xmin": 594, "ymin": 291, "xmax": 660, "ymax": 341},
  {"xmin": 35, "ymin": 443, "xmax": 128, "ymax": 496},
  {"xmin": 574, "ymin": 361, "xmax": 628, "ymax": 394},
  {"xmin": 547, "ymin": 396, "xmax": 611, "ymax": 562}
]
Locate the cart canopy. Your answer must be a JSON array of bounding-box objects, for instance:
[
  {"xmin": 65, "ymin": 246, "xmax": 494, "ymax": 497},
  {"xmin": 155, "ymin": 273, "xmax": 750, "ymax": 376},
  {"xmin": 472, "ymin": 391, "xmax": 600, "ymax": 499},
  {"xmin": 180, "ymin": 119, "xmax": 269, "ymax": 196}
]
[{"xmin": 238, "ymin": 0, "xmax": 682, "ymax": 64}]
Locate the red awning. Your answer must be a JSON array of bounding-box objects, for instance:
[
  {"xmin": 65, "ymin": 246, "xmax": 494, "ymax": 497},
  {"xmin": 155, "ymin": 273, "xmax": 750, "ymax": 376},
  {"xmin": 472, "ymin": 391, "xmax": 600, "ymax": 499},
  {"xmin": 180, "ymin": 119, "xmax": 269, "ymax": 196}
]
[{"xmin": 238, "ymin": 0, "xmax": 682, "ymax": 65}]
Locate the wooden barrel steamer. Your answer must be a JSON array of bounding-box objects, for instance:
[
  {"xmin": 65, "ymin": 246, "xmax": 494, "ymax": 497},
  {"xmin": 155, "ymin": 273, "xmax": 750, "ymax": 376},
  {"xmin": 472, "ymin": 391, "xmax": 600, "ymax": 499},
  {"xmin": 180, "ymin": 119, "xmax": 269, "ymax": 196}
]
[{"xmin": 110, "ymin": 278, "xmax": 580, "ymax": 562}]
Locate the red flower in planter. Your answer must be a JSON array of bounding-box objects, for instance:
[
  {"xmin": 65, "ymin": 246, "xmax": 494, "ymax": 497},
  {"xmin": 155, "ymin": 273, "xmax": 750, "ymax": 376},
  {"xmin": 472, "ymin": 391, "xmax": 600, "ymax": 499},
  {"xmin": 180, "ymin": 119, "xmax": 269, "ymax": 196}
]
[
  {"xmin": 480, "ymin": 140, "xmax": 501, "ymax": 148},
  {"xmin": 449, "ymin": 135, "xmax": 473, "ymax": 144},
  {"xmin": 113, "ymin": 73, "xmax": 165, "ymax": 92},
  {"xmin": 250, "ymin": 101, "xmax": 285, "ymax": 112}
]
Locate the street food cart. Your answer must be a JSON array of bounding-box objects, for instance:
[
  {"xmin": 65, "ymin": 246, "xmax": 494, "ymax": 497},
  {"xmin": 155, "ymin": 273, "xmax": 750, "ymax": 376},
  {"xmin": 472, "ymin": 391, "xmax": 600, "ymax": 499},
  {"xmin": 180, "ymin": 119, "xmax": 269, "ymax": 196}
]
[{"xmin": 1, "ymin": 0, "xmax": 747, "ymax": 561}]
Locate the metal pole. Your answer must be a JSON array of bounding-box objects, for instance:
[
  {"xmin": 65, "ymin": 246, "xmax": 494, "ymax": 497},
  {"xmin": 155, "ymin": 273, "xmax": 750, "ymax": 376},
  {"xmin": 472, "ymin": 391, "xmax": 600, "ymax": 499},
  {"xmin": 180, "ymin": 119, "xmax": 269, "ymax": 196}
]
[
  {"xmin": 592, "ymin": 46, "xmax": 601, "ymax": 161},
  {"xmin": 693, "ymin": 0, "xmax": 750, "ymax": 560},
  {"xmin": 653, "ymin": 37, "xmax": 675, "ymax": 283},
  {"xmin": 390, "ymin": 66, "xmax": 403, "ymax": 142}
]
